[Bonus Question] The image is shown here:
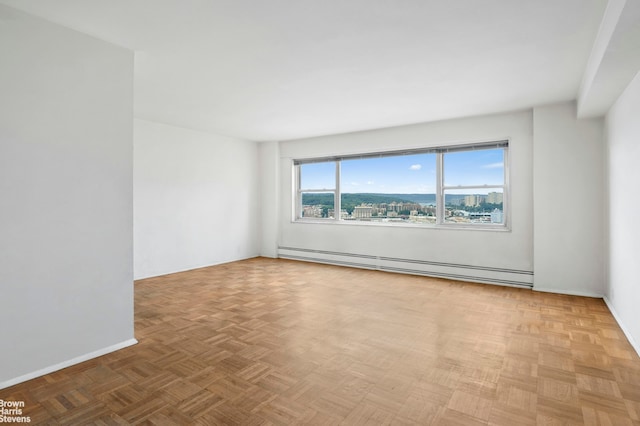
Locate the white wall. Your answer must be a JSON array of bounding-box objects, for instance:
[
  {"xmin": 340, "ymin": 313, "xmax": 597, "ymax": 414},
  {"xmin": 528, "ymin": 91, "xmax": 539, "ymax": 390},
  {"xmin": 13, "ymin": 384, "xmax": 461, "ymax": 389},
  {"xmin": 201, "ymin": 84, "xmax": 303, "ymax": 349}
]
[
  {"xmin": 533, "ymin": 102, "xmax": 605, "ymax": 297},
  {"xmin": 258, "ymin": 141, "xmax": 280, "ymax": 258},
  {"xmin": 0, "ymin": 5, "xmax": 135, "ymax": 388},
  {"xmin": 134, "ymin": 119, "xmax": 259, "ymax": 279},
  {"xmin": 274, "ymin": 111, "xmax": 534, "ymax": 285},
  {"xmin": 605, "ymin": 71, "xmax": 640, "ymax": 354}
]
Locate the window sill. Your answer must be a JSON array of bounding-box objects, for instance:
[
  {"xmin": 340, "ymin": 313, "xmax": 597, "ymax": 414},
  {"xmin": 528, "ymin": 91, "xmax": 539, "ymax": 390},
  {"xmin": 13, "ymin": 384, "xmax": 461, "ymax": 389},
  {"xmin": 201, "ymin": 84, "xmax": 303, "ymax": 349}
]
[{"xmin": 292, "ymin": 218, "xmax": 511, "ymax": 232}]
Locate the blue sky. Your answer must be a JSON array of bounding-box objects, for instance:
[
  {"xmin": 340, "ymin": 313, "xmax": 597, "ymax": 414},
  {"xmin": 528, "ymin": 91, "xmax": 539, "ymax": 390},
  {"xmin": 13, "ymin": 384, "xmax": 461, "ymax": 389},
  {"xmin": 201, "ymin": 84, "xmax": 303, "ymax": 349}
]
[{"xmin": 301, "ymin": 148, "xmax": 504, "ymax": 194}]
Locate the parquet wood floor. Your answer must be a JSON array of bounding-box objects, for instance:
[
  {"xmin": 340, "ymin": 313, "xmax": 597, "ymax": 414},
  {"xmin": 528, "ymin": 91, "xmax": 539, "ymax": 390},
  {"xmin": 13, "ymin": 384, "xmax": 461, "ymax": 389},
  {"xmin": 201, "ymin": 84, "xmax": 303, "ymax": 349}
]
[{"xmin": 2, "ymin": 257, "xmax": 640, "ymax": 425}]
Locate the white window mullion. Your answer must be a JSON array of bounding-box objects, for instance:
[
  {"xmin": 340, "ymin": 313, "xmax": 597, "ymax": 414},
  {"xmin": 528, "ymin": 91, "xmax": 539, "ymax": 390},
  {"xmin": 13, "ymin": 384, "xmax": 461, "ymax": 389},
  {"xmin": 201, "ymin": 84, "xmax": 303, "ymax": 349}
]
[
  {"xmin": 436, "ymin": 152, "xmax": 444, "ymax": 225},
  {"xmin": 295, "ymin": 164, "xmax": 301, "ymax": 220},
  {"xmin": 442, "ymin": 184, "xmax": 504, "ymax": 191},
  {"xmin": 335, "ymin": 161, "xmax": 341, "ymax": 221},
  {"xmin": 503, "ymin": 146, "xmax": 510, "ymax": 227}
]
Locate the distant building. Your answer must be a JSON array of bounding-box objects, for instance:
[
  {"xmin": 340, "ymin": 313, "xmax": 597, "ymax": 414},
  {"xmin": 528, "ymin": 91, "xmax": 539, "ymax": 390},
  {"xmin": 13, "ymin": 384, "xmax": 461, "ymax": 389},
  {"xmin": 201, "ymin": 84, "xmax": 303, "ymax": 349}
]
[
  {"xmin": 491, "ymin": 208, "xmax": 503, "ymax": 223},
  {"xmin": 464, "ymin": 195, "xmax": 477, "ymax": 207},
  {"xmin": 303, "ymin": 205, "xmax": 323, "ymax": 218},
  {"xmin": 423, "ymin": 206, "xmax": 436, "ymax": 216},
  {"xmin": 353, "ymin": 205, "xmax": 373, "ymax": 219},
  {"xmin": 403, "ymin": 203, "xmax": 422, "ymax": 212},
  {"xmin": 487, "ymin": 192, "xmax": 503, "ymax": 204},
  {"xmin": 328, "ymin": 209, "xmax": 349, "ymax": 219}
]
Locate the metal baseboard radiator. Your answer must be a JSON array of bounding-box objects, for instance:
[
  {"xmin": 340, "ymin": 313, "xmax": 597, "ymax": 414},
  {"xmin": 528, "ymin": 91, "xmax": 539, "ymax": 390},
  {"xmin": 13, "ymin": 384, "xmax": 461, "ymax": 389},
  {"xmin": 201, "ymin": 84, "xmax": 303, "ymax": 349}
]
[{"xmin": 278, "ymin": 246, "xmax": 533, "ymax": 288}]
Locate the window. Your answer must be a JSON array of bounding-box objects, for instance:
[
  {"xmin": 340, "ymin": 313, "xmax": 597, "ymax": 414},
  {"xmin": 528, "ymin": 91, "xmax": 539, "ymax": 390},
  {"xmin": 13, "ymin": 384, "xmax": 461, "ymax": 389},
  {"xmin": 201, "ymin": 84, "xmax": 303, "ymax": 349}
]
[
  {"xmin": 441, "ymin": 146, "xmax": 506, "ymax": 225},
  {"xmin": 298, "ymin": 162, "xmax": 336, "ymax": 218},
  {"xmin": 294, "ymin": 141, "xmax": 508, "ymax": 228}
]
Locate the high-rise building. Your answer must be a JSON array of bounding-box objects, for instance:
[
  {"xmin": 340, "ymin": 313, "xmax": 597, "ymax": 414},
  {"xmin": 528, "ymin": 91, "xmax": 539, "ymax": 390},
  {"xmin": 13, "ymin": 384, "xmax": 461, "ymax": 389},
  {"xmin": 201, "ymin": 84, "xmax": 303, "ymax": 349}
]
[
  {"xmin": 464, "ymin": 195, "xmax": 477, "ymax": 206},
  {"xmin": 487, "ymin": 192, "xmax": 503, "ymax": 204}
]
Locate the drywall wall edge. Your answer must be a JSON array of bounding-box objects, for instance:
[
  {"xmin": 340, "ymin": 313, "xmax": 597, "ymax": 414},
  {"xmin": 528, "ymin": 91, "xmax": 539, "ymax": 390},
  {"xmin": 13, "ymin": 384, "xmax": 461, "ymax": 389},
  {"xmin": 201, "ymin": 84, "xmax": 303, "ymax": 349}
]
[{"xmin": 0, "ymin": 338, "xmax": 138, "ymax": 390}]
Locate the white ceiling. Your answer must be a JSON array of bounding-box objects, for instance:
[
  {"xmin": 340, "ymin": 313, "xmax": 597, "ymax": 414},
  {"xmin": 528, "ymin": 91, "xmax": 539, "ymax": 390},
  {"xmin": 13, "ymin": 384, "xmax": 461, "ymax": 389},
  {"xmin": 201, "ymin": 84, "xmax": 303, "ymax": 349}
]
[{"xmin": 1, "ymin": 0, "xmax": 611, "ymax": 141}]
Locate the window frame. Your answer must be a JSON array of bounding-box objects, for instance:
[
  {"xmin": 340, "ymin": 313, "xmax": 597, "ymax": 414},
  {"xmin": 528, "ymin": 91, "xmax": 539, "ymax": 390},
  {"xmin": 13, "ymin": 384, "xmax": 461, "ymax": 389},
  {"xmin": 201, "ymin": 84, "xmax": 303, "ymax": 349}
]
[
  {"xmin": 293, "ymin": 140, "xmax": 509, "ymax": 230},
  {"xmin": 295, "ymin": 161, "xmax": 340, "ymax": 220}
]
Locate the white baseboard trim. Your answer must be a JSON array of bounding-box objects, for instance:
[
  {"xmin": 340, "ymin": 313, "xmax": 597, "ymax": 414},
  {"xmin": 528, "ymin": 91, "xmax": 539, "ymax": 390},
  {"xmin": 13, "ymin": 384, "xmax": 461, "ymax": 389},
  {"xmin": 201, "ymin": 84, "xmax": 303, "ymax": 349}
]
[
  {"xmin": 0, "ymin": 338, "xmax": 138, "ymax": 391},
  {"xmin": 134, "ymin": 255, "xmax": 261, "ymax": 280},
  {"xmin": 532, "ymin": 286, "xmax": 603, "ymax": 298},
  {"xmin": 603, "ymin": 296, "xmax": 640, "ymax": 359},
  {"xmin": 278, "ymin": 246, "xmax": 534, "ymax": 288}
]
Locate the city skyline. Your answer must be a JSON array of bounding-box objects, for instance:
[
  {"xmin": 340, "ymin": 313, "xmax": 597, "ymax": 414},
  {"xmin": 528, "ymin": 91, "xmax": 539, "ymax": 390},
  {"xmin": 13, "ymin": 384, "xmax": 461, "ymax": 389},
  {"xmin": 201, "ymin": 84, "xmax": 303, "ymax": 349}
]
[{"xmin": 301, "ymin": 191, "xmax": 504, "ymax": 224}]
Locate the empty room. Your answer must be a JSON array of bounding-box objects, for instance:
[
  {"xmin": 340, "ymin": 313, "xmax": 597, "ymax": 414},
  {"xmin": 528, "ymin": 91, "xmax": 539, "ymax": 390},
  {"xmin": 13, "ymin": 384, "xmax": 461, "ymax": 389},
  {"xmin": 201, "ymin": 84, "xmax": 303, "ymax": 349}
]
[{"xmin": 1, "ymin": 0, "xmax": 639, "ymax": 424}]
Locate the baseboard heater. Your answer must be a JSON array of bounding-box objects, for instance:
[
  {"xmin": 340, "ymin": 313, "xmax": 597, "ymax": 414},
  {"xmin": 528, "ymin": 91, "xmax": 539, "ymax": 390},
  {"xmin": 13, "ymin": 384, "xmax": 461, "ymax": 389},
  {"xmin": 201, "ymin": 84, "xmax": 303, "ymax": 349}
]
[{"xmin": 278, "ymin": 246, "xmax": 533, "ymax": 288}]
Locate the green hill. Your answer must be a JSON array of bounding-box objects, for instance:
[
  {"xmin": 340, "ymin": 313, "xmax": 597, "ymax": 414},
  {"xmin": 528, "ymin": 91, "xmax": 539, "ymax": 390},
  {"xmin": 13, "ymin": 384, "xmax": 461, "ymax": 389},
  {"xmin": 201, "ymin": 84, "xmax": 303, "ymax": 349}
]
[{"xmin": 302, "ymin": 193, "xmax": 424, "ymax": 214}]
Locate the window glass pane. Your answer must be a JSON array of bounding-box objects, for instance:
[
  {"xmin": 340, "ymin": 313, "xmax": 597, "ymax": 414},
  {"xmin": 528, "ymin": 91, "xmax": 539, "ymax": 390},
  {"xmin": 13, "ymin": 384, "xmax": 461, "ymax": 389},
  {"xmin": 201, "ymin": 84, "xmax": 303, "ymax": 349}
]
[
  {"xmin": 444, "ymin": 188, "xmax": 504, "ymax": 224},
  {"xmin": 444, "ymin": 148, "xmax": 504, "ymax": 187},
  {"xmin": 301, "ymin": 192, "xmax": 334, "ymax": 218},
  {"xmin": 300, "ymin": 162, "xmax": 335, "ymax": 189},
  {"xmin": 340, "ymin": 153, "xmax": 436, "ymax": 223}
]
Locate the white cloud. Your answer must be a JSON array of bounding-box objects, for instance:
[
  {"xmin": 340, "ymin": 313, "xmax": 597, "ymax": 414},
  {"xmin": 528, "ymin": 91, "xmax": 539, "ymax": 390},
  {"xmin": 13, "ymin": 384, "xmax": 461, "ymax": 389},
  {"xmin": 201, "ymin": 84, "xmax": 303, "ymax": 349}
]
[
  {"xmin": 482, "ymin": 162, "xmax": 504, "ymax": 169},
  {"xmin": 409, "ymin": 164, "xmax": 422, "ymax": 170},
  {"xmin": 367, "ymin": 180, "xmax": 374, "ymax": 185},
  {"xmin": 350, "ymin": 182, "xmax": 359, "ymax": 186}
]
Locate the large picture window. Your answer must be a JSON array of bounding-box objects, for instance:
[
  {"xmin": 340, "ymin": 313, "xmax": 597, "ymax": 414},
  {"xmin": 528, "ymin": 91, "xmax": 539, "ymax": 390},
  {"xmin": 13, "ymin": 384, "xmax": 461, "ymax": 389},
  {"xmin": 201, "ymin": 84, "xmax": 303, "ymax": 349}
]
[{"xmin": 294, "ymin": 141, "xmax": 508, "ymax": 228}]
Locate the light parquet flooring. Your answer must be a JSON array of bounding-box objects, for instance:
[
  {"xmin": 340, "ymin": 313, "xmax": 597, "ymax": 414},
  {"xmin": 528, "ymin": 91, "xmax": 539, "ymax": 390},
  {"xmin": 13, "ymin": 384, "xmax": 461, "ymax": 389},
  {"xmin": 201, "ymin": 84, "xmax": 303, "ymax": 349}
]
[{"xmin": 2, "ymin": 257, "xmax": 640, "ymax": 425}]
